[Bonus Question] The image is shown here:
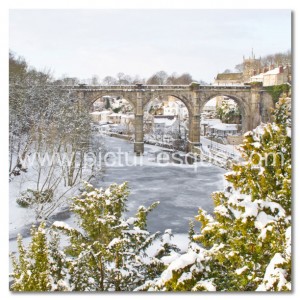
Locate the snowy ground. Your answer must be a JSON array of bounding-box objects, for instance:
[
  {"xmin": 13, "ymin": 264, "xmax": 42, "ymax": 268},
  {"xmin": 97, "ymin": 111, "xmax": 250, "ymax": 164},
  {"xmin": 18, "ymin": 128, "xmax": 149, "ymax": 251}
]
[
  {"xmin": 9, "ymin": 135, "xmax": 226, "ymax": 262},
  {"xmin": 200, "ymin": 136, "xmax": 241, "ymax": 158}
]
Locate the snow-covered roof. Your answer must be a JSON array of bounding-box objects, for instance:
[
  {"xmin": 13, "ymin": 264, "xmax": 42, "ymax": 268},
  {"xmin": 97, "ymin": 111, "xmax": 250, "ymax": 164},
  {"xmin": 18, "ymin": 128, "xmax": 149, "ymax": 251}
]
[
  {"xmin": 216, "ymin": 73, "xmax": 243, "ymax": 81},
  {"xmin": 264, "ymin": 67, "xmax": 281, "ymax": 75},
  {"xmin": 121, "ymin": 114, "xmax": 134, "ymax": 119},
  {"xmin": 211, "ymin": 123, "xmax": 238, "ymax": 131},
  {"xmin": 96, "ymin": 110, "xmax": 111, "ymax": 115},
  {"xmin": 154, "ymin": 117, "xmax": 177, "ymax": 127},
  {"xmin": 251, "ymin": 73, "xmax": 264, "ymax": 80},
  {"xmin": 201, "ymin": 119, "xmax": 222, "ymax": 125},
  {"xmin": 90, "ymin": 111, "xmax": 102, "ymax": 115},
  {"xmin": 108, "ymin": 113, "xmax": 122, "ymax": 117}
]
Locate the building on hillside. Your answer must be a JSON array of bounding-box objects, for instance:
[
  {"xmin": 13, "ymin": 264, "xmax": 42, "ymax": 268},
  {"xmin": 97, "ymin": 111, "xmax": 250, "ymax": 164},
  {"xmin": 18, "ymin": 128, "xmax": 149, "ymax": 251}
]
[
  {"xmin": 262, "ymin": 66, "xmax": 290, "ymax": 86},
  {"xmin": 162, "ymin": 98, "xmax": 189, "ymax": 120},
  {"xmin": 90, "ymin": 111, "xmax": 102, "ymax": 123},
  {"xmin": 213, "ymin": 73, "xmax": 244, "ymax": 86},
  {"xmin": 207, "ymin": 123, "xmax": 239, "ymax": 137},
  {"xmin": 153, "ymin": 115, "xmax": 178, "ymax": 132},
  {"xmin": 242, "ymin": 52, "xmax": 262, "ymax": 83},
  {"xmin": 107, "ymin": 113, "xmax": 122, "ymax": 124},
  {"xmin": 250, "ymin": 66, "xmax": 290, "ymax": 86},
  {"xmin": 201, "ymin": 119, "xmax": 222, "ymax": 136},
  {"xmin": 120, "ymin": 114, "xmax": 134, "ymax": 126}
]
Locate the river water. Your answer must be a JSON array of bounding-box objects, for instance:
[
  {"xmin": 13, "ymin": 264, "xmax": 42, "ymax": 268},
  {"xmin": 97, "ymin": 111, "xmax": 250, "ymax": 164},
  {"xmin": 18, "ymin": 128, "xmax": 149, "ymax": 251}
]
[{"xmin": 91, "ymin": 135, "xmax": 226, "ymax": 234}]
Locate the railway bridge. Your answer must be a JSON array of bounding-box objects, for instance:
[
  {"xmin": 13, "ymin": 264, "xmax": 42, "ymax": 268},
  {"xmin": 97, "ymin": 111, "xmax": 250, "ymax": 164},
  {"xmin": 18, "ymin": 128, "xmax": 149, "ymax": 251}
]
[{"xmin": 69, "ymin": 83, "xmax": 273, "ymax": 154}]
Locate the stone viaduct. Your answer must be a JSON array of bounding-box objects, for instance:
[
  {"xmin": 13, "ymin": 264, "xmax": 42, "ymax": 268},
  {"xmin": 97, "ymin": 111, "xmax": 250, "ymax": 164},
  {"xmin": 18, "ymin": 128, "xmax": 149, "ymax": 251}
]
[{"xmin": 69, "ymin": 83, "xmax": 274, "ymax": 155}]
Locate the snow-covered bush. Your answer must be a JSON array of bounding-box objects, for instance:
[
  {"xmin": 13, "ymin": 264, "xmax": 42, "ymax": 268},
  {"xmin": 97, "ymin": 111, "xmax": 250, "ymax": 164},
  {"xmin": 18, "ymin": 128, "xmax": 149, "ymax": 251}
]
[
  {"xmin": 16, "ymin": 189, "xmax": 54, "ymax": 208},
  {"xmin": 148, "ymin": 98, "xmax": 291, "ymax": 291},
  {"xmin": 10, "ymin": 182, "xmax": 180, "ymax": 291}
]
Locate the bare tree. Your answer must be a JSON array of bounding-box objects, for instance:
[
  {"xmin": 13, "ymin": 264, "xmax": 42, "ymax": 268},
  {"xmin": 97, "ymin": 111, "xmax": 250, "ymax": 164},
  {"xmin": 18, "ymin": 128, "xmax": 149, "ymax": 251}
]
[
  {"xmin": 102, "ymin": 76, "xmax": 117, "ymax": 85},
  {"xmin": 146, "ymin": 71, "xmax": 168, "ymax": 85}
]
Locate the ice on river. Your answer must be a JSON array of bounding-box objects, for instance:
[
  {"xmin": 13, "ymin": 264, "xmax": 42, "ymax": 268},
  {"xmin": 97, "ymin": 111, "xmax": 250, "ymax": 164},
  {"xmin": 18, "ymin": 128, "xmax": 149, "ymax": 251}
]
[{"xmin": 90, "ymin": 136, "xmax": 226, "ymax": 233}]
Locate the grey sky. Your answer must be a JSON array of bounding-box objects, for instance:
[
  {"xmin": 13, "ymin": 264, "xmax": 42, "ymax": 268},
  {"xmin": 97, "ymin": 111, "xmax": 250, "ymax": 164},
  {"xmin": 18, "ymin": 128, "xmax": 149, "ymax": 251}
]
[{"xmin": 9, "ymin": 9, "xmax": 291, "ymax": 83}]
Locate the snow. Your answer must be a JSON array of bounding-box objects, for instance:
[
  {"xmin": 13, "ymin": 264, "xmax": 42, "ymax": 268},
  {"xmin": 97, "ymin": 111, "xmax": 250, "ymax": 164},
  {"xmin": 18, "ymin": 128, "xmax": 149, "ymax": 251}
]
[
  {"xmin": 160, "ymin": 252, "xmax": 181, "ymax": 265},
  {"xmin": 264, "ymin": 67, "xmax": 281, "ymax": 75},
  {"xmin": 210, "ymin": 123, "xmax": 238, "ymax": 131},
  {"xmin": 126, "ymin": 217, "xmax": 137, "ymax": 225},
  {"xmin": 214, "ymin": 205, "xmax": 230, "ymax": 218},
  {"xmin": 285, "ymin": 227, "xmax": 291, "ymax": 257},
  {"xmin": 108, "ymin": 238, "xmax": 121, "ymax": 248},
  {"xmin": 254, "ymin": 212, "xmax": 274, "ymax": 230},
  {"xmin": 235, "ymin": 266, "xmax": 248, "ymax": 275},
  {"xmin": 250, "ymin": 73, "xmax": 264, "ymax": 81},
  {"xmin": 192, "ymin": 280, "xmax": 216, "ymax": 291},
  {"xmin": 244, "ymin": 131, "xmax": 253, "ymax": 137},
  {"xmin": 251, "ymin": 142, "xmax": 261, "ymax": 149},
  {"xmin": 89, "ymin": 111, "xmax": 102, "ymax": 115},
  {"xmin": 263, "ymin": 202, "xmax": 286, "ymax": 218},
  {"xmin": 201, "ymin": 118, "xmax": 221, "ymax": 126},
  {"xmin": 88, "ymin": 277, "xmax": 95, "ymax": 284},
  {"xmin": 87, "ymin": 191, "xmax": 97, "ymax": 197},
  {"xmin": 286, "ymin": 127, "xmax": 291, "ymax": 138},
  {"xmin": 52, "ymin": 221, "xmax": 73, "ymax": 231},
  {"xmin": 256, "ymin": 253, "xmax": 288, "ymax": 291},
  {"xmin": 177, "ymin": 271, "xmax": 192, "ymax": 283},
  {"xmin": 154, "ymin": 116, "xmax": 177, "ymax": 127},
  {"xmin": 104, "ymin": 188, "xmax": 111, "ymax": 197},
  {"xmin": 160, "ymin": 251, "xmax": 199, "ymax": 283}
]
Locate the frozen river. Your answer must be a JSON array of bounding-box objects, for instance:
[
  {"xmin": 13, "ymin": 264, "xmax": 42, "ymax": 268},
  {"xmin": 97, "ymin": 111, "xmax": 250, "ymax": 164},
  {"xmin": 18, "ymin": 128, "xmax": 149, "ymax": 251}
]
[{"xmin": 91, "ymin": 136, "xmax": 226, "ymax": 234}]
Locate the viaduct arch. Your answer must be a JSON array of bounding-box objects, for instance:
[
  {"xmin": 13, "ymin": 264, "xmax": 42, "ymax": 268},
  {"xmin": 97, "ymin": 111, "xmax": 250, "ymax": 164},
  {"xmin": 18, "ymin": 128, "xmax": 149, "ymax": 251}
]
[{"xmin": 69, "ymin": 83, "xmax": 273, "ymax": 155}]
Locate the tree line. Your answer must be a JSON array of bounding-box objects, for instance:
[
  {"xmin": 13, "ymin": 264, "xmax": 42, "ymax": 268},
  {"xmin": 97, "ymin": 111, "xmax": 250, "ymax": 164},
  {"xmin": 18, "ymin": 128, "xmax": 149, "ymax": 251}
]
[
  {"xmin": 9, "ymin": 51, "xmax": 104, "ymax": 221},
  {"xmin": 55, "ymin": 70, "xmax": 206, "ymax": 86}
]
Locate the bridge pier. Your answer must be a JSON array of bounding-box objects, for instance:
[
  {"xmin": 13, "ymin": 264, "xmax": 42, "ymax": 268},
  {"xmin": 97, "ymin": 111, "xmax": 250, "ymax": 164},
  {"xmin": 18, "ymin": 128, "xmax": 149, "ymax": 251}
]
[
  {"xmin": 134, "ymin": 115, "xmax": 144, "ymax": 155},
  {"xmin": 134, "ymin": 89, "xmax": 144, "ymax": 155},
  {"xmin": 188, "ymin": 115, "xmax": 201, "ymax": 152},
  {"xmin": 188, "ymin": 87, "xmax": 201, "ymax": 153}
]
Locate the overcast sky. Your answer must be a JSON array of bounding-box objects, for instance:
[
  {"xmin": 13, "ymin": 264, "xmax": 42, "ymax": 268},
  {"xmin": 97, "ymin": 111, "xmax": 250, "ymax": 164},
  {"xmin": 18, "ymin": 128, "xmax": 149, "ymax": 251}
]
[{"xmin": 9, "ymin": 9, "xmax": 291, "ymax": 83}]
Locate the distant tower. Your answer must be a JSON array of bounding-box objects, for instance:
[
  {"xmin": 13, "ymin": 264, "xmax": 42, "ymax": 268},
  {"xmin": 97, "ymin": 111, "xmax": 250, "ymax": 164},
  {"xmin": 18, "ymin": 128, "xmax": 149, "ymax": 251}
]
[{"xmin": 242, "ymin": 49, "xmax": 262, "ymax": 83}]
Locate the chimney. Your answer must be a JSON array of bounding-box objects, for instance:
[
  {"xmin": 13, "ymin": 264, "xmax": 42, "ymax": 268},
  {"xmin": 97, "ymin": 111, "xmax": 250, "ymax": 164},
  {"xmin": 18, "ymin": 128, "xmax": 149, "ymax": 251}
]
[
  {"xmin": 264, "ymin": 67, "xmax": 268, "ymax": 73},
  {"xmin": 279, "ymin": 66, "xmax": 283, "ymax": 73}
]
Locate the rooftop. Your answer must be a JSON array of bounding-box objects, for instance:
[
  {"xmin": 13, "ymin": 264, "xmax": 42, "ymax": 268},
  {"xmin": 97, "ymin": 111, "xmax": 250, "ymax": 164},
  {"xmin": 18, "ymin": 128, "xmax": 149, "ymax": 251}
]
[
  {"xmin": 216, "ymin": 73, "xmax": 243, "ymax": 81},
  {"xmin": 211, "ymin": 123, "xmax": 238, "ymax": 131}
]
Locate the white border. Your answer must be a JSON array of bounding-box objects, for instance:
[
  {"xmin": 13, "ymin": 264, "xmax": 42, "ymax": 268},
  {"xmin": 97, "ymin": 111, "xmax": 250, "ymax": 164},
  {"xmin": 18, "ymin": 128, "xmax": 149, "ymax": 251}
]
[{"xmin": 1, "ymin": 1, "xmax": 298, "ymax": 299}]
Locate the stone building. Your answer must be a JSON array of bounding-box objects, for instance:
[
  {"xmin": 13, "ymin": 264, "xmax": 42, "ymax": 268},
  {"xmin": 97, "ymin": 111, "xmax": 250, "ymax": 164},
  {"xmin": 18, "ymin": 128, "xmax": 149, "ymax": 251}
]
[
  {"xmin": 250, "ymin": 66, "xmax": 290, "ymax": 86},
  {"xmin": 242, "ymin": 53, "xmax": 262, "ymax": 83},
  {"xmin": 214, "ymin": 73, "xmax": 244, "ymax": 86}
]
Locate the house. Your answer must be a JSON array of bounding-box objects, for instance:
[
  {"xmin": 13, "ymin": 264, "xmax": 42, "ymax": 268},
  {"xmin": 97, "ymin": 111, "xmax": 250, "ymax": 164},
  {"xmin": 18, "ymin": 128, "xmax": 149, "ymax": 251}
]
[
  {"xmin": 208, "ymin": 123, "xmax": 239, "ymax": 137},
  {"xmin": 90, "ymin": 110, "xmax": 113, "ymax": 123},
  {"xmin": 262, "ymin": 66, "xmax": 290, "ymax": 87},
  {"xmin": 107, "ymin": 113, "xmax": 122, "ymax": 124},
  {"xmin": 250, "ymin": 66, "xmax": 290, "ymax": 86},
  {"xmin": 90, "ymin": 111, "xmax": 102, "ymax": 123},
  {"xmin": 153, "ymin": 115, "xmax": 178, "ymax": 132},
  {"xmin": 213, "ymin": 73, "xmax": 244, "ymax": 86},
  {"xmin": 163, "ymin": 99, "xmax": 189, "ymax": 120},
  {"xmin": 201, "ymin": 119, "xmax": 222, "ymax": 136}
]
